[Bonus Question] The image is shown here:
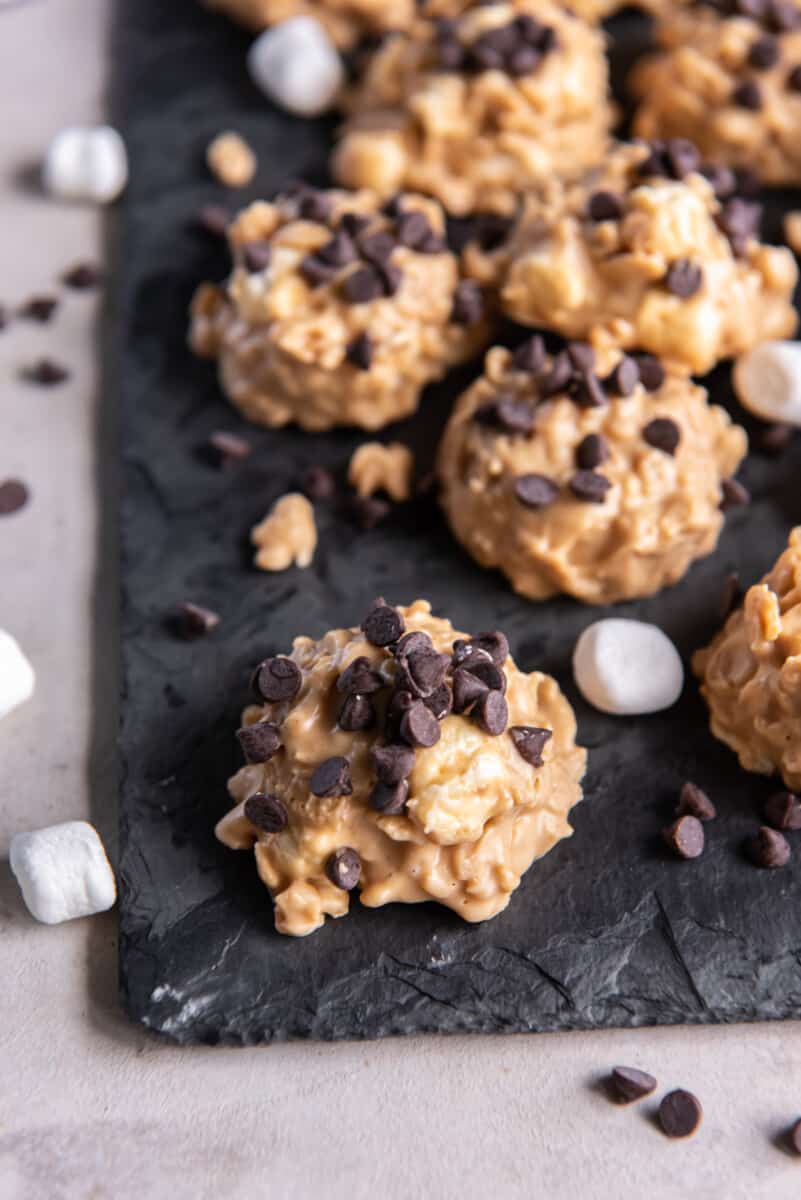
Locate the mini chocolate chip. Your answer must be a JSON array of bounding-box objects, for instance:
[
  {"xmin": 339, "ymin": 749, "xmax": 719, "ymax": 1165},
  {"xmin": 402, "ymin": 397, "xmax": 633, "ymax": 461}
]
[
  {"xmin": 348, "ymin": 495, "xmax": 391, "ymax": 529},
  {"xmin": 339, "ymin": 693, "xmax": 376, "ymax": 731},
  {"xmin": 346, "ymin": 331, "xmax": 374, "ymax": 370},
  {"xmin": 665, "ymin": 259, "xmax": 704, "ymax": 298},
  {"xmin": 244, "ymin": 792, "xmax": 287, "ymax": 833},
  {"xmin": 196, "ymin": 204, "xmax": 230, "ymax": 237},
  {"xmin": 371, "ymin": 743, "xmax": 416, "ymax": 784},
  {"xmin": 341, "ymin": 264, "xmax": 383, "ymax": 303},
  {"xmin": 339, "ymin": 211, "xmax": 373, "ymax": 237},
  {"xmin": 588, "ymin": 190, "xmax": 623, "ymax": 222},
  {"xmin": 62, "ymin": 262, "xmax": 103, "ymax": 289},
  {"xmin": 242, "ymin": 241, "xmax": 272, "ymax": 272},
  {"xmin": 395, "ymin": 210, "xmax": 431, "ymax": 248},
  {"xmin": 609, "ymin": 1066, "xmax": 658, "ymax": 1104},
  {"xmin": 370, "ymin": 779, "xmax": 409, "ymax": 814},
  {"xmin": 764, "ymin": 791, "xmax": 801, "ymax": 830},
  {"xmin": 509, "ymin": 725, "xmax": 552, "ymax": 766},
  {"xmin": 749, "ymin": 825, "xmax": 791, "ymax": 868},
  {"xmin": 208, "ymin": 431, "xmax": 251, "ymax": 466},
  {"xmin": 720, "ymin": 478, "xmax": 751, "ymax": 510},
  {"xmin": 300, "ymin": 254, "xmax": 338, "ymax": 287},
  {"xmin": 538, "ymin": 351, "xmax": 574, "ymax": 397},
  {"xmin": 0, "ymin": 479, "xmax": 30, "ymax": 516},
  {"xmin": 424, "ymin": 682, "xmax": 452, "ymax": 720},
  {"xmin": 451, "ymin": 280, "xmax": 485, "ymax": 325},
  {"xmin": 754, "ymin": 421, "xmax": 793, "ymax": 454},
  {"xmin": 514, "ymin": 473, "xmax": 559, "ymax": 509},
  {"xmin": 748, "ymin": 34, "xmax": 780, "ymax": 68},
  {"xmin": 473, "ymin": 689, "xmax": 508, "ymax": 735},
  {"xmin": 575, "ymin": 433, "xmax": 609, "ymax": 470},
  {"xmin": 19, "ymin": 295, "xmax": 58, "ymax": 322},
  {"xmin": 643, "ymin": 417, "xmax": 681, "ymax": 455},
  {"xmin": 452, "ymin": 668, "xmax": 489, "ymax": 714},
  {"xmin": 513, "ymin": 335, "xmax": 547, "ymax": 374},
  {"xmin": 632, "ymin": 353, "xmax": 665, "ymax": 392},
  {"xmin": 301, "ymin": 465, "xmax": 336, "ymax": 501},
  {"xmin": 569, "ymin": 470, "xmax": 611, "ymax": 503},
  {"xmin": 337, "ymin": 656, "xmax": 385, "ymax": 695},
  {"xmin": 720, "ymin": 571, "xmax": 743, "ymax": 619},
  {"xmin": 475, "ymin": 395, "xmax": 535, "ymax": 436},
  {"xmin": 676, "ymin": 781, "xmax": 717, "ymax": 822},
  {"xmin": 316, "ymin": 231, "xmax": 357, "ymax": 267},
  {"xmin": 296, "ymin": 190, "xmax": 333, "ymax": 223},
  {"xmin": 571, "ymin": 369, "xmax": 607, "ymax": 409},
  {"xmin": 237, "ymin": 721, "xmax": 281, "ymax": 763},
  {"xmin": 254, "ymin": 656, "xmax": 302, "ymax": 702},
  {"xmin": 171, "ymin": 601, "xmax": 220, "ymax": 639},
  {"xmin": 663, "ymin": 815, "xmax": 705, "ymax": 859},
  {"xmin": 399, "ymin": 699, "xmax": 442, "ymax": 748},
  {"xmin": 310, "ymin": 756, "xmax": 353, "ymax": 798},
  {"xmin": 326, "ymin": 846, "xmax": 361, "ymax": 890},
  {"xmin": 357, "ymin": 229, "xmax": 396, "ymax": 266},
  {"xmin": 658, "ymin": 1090, "xmax": 703, "ymax": 1139},
  {"xmin": 606, "ymin": 356, "xmax": 640, "ymax": 397},
  {"xmin": 25, "ymin": 358, "xmax": 70, "ymax": 385},
  {"xmin": 732, "ymin": 79, "xmax": 762, "ymax": 109},
  {"xmin": 788, "ymin": 63, "xmax": 801, "ymax": 91},
  {"xmin": 362, "ymin": 604, "xmax": 405, "ymax": 647}
]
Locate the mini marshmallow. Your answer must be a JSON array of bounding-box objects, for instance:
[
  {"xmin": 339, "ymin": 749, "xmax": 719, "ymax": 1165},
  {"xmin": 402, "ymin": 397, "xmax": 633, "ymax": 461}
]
[
  {"xmin": 0, "ymin": 628, "xmax": 35, "ymax": 721},
  {"xmin": 573, "ymin": 619, "xmax": 684, "ymax": 716},
  {"xmin": 43, "ymin": 125, "xmax": 128, "ymax": 204},
  {"xmin": 247, "ymin": 17, "xmax": 345, "ymax": 118},
  {"xmin": 733, "ymin": 341, "xmax": 801, "ymax": 427},
  {"xmin": 10, "ymin": 821, "xmax": 116, "ymax": 925}
]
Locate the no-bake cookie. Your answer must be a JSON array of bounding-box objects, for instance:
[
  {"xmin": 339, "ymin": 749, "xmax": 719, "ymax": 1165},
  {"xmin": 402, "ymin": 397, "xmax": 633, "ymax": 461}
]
[
  {"xmin": 216, "ymin": 599, "xmax": 586, "ymax": 935},
  {"xmin": 631, "ymin": 1, "xmax": 801, "ymax": 186},
  {"xmin": 189, "ymin": 186, "xmax": 487, "ymax": 431},
  {"xmin": 464, "ymin": 140, "xmax": 797, "ymax": 373},
  {"xmin": 694, "ymin": 528, "xmax": 801, "ymax": 790},
  {"xmin": 332, "ymin": 0, "xmax": 614, "ymax": 216},
  {"xmin": 437, "ymin": 340, "xmax": 747, "ymax": 603}
]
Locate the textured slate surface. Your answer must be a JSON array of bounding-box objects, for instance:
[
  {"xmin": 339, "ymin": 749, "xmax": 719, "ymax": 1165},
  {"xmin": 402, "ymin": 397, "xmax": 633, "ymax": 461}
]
[{"xmin": 117, "ymin": 0, "xmax": 801, "ymax": 1044}]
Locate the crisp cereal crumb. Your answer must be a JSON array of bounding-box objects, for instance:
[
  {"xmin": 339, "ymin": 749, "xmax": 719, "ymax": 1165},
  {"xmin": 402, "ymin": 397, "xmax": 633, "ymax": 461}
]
[
  {"xmin": 784, "ymin": 211, "xmax": 801, "ymax": 256},
  {"xmin": 347, "ymin": 442, "xmax": 414, "ymax": 502},
  {"xmin": 206, "ymin": 131, "xmax": 257, "ymax": 188},
  {"xmin": 251, "ymin": 493, "xmax": 317, "ymax": 571}
]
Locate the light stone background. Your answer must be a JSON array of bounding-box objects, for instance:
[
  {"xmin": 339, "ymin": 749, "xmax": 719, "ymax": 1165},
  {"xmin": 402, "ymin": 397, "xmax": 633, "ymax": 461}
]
[{"xmin": 1, "ymin": 2, "xmax": 801, "ymax": 1197}]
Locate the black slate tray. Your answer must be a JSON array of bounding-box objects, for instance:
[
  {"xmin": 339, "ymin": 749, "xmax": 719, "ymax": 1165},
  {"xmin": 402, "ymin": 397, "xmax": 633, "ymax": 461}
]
[{"xmin": 117, "ymin": 0, "xmax": 801, "ymax": 1043}]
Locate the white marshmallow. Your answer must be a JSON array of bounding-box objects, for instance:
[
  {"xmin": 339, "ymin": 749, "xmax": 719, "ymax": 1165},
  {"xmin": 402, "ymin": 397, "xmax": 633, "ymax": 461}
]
[
  {"xmin": 0, "ymin": 628, "xmax": 35, "ymax": 721},
  {"xmin": 733, "ymin": 341, "xmax": 801, "ymax": 426},
  {"xmin": 43, "ymin": 125, "xmax": 128, "ymax": 204},
  {"xmin": 247, "ymin": 18, "xmax": 345, "ymax": 118},
  {"xmin": 10, "ymin": 821, "xmax": 116, "ymax": 925},
  {"xmin": 573, "ymin": 619, "xmax": 684, "ymax": 716}
]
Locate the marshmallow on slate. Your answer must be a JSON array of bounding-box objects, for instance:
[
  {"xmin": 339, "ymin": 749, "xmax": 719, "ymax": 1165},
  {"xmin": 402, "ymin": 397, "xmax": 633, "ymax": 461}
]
[
  {"xmin": 43, "ymin": 125, "xmax": 128, "ymax": 204},
  {"xmin": 573, "ymin": 619, "xmax": 684, "ymax": 716},
  {"xmin": 247, "ymin": 17, "xmax": 345, "ymax": 118},
  {"xmin": 733, "ymin": 341, "xmax": 801, "ymax": 426},
  {"xmin": 0, "ymin": 628, "xmax": 35, "ymax": 721},
  {"xmin": 10, "ymin": 821, "xmax": 116, "ymax": 925}
]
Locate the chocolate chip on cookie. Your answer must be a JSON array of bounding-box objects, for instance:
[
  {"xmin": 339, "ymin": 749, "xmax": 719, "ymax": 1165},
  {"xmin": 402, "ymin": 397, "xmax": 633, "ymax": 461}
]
[
  {"xmin": 569, "ymin": 470, "xmax": 611, "ymax": 503},
  {"xmin": 242, "ymin": 241, "xmax": 272, "ymax": 273},
  {"xmin": 237, "ymin": 721, "xmax": 281, "ymax": 763},
  {"xmin": 357, "ymin": 229, "xmax": 396, "ymax": 266},
  {"xmin": 370, "ymin": 779, "xmax": 410, "ymax": 814},
  {"xmin": 514, "ymin": 473, "xmax": 559, "ymax": 509},
  {"xmin": 788, "ymin": 63, "xmax": 801, "ymax": 92},
  {"xmin": 339, "ymin": 211, "xmax": 372, "ymax": 237},
  {"xmin": 346, "ymin": 332, "xmax": 374, "ymax": 370},
  {"xmin": 337, "ymin": 656, "xmax": 385, "ymax": 695},
  {"xmin": 342, "ymin": 264, "xmax": 385, "ymax": 303},
  {"xmin": 244, "ymin": 792, "xmax": 288, "ymax": 833},
  {"xmin": 475, "ymin": 395, "xmax": 536, "ymax": 435},
  {"xmin": 571, "ymin": 369, "xmax": 607, "ymax": 409},
  {"xmin": 643, "ymin": 417, "xmax": 681, "ymax": 455},
  {"xmin": 296, "ymin": 189, "xmax": 333, "ymax": 223},
  {"xmin": 538, "ymin": 350, "xmax": 574, "ymax": 397},
  {"xmin": 254, "ymin": 656, "xmax": 302, "ymax": 702},
  {"xmin": 509, "ymin": 725, "xmax": 552, "ymax": 766},
  {"xmin": 748, "ymin": 34, "xmax": 780, "ymax": 69},
  {"xmin": 451, "ymin": 280, "xmax": 485, "ymax": 325},
  {"xmin": 300, "ymin": 254, "xmax": 338, "ymax": 287},
  {"xmin": 473, "ymin": 689, "xmax": 508, "ymax": 735},
  {"xmin": 310, "ymin": 756, "xmax": 353, "ymax": 798},
  {"xmin": 606, "ymin": 356, "xmax": 640, "ymax": 397},
  {"xmin": 326, "ymin": 847, "xmax": 361, "ymax": 890},
  {"xmin": 452, "ymin": 668, "xmax": 489, "ymax": 714},
  {"xmin": 371, "ymin": 743, "xmax": 416, "ymax": 784},
  {"xmin": 424, "ymin": 682, "xmax": 453, "ymax": 720},
  {"xmin": 362, "ymin": 603, "xmax": 405, "ymax": 647},
  {"xmin": 317, "ymin": 231, "xmax": 358, "ymax": 267},
  {"xmin": 732, "ymin": 79, "xmax": 763, "ymax": 110},
  {"xmin": 339, "ymin": 693, "xmax": 376, "ymax": 731},
  {"xmin": 588, "ymin": 190, "xmax": 623, "ymax": 222},
  {"xmin": 395, "ymin": 210, "xmax": 432, "ymax": 249},
  {"xmin": 665, "ymin": 259, "xmax": 704, "ymax": 298},
  {"xmin": 512, "ymin": 335, "xmax": 546, "ymax": 374},
  {"xmin": 632, "ymin": 353, "xmax": 665, "ymax": 392},
  {"xmin": 400, "ymin": 699, "xmax": 442, "ymax": 748}
]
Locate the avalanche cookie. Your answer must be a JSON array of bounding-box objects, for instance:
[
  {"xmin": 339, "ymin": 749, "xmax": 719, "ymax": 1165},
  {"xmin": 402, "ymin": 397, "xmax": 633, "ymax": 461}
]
[
  {"xmin": 436, "ymin": 340, "xmax": 747, "ymax": 603},
  {"xmin": 466, "ymin": 140, "xmax": 797, "ymax": 373},
  {"xmin": 332, "ymin": 0, "xmax": 613, "ymax": 216},
  {"xmin": 201, "ymin": 0, "xmax": 416, "ymax": 46},
  {"xmin": 631, "ymin": 1, "xmax": 801, "ymax": 185},
  {"xmin": 189, "ymin": 186, "xmax": 487, "ymax": 431},
  {"xmin": 216, "ymin": 599, "xmax": 586, "ymax": 936},
  {"xmin": 694, "ymin": 528, "xmax": 801, "ymax": 790}
]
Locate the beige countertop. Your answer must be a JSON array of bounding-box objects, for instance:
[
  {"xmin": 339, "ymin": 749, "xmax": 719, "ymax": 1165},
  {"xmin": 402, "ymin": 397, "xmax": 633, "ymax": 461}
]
[{"xmin": 1, "ymin": 3, "xmax": 801, "ymax": 1197}]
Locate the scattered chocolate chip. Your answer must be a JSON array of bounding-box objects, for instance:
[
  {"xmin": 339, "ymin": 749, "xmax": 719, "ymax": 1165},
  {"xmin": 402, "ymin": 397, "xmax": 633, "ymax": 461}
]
[
  {"xmin": 346, "ymin": 331, "xmax": 374, "ymax": 370},
  {"xmin": 417, "ymin": 229, "xmax": 447, "ymax": 254},
  {"xmin": 514, "ymin": 473, "xmax": 559, "ymax": 509},
  {"xmin": 357, "ymin": 229, "xmax": 395, "ymax": 265},
  {"xmin": 317, "ymin": 231, "xmax": 357, "ymax": 267},
  {"xmin": 237, "ymin": 721, "xmax": 281, "ymax": 763},
  {"xmin": 326, "ymin": 846, "xmax": 361, "ymax": 890},
  {"xmin": 62, "ymin": 262, "xmax": 103, "ymax": 289},
  {"xmin": 348, "ymin": 494, "xmax": 391, "ymax": 529},
  {"xmin": 452, "ymin": 638, "xmax": 491, "ymax": 668},
  {"xmin": 720, "ymin": 478, "xmax": 751, "ymax": 510},
  {"xmin": 700, "ymin": 162, "xmax": 738, "ymax": 199},
  {"xmin": 512, "ymin": 335, "xmax": 546, "ymax": 374},
  {"xmin": 719, "ymin": 571, "xmax": 743, "ymax": 620},
  {"xmin": 658, "ymin": 1090, "xmax": 703, "ymax": 1139},
  {"xmin": 665, "ymin": 259, "xmax": 704, "ymax": 298},
  {"xmin": 569, "ymin": 470, "xmax": 611, "ymax": 503},
  {"xmin": 754, "ymin": 422, "xmax": 793, "ymax": 455},
  {"xmin": 566, "ymin": 342, "xmax": 595, "ymax": 372},
  {"xmin": 254, "ymin": 656, "xmax": 302, "ymax": 703},
  {"xmin": 588, "ymin": 190, "xmax": 623, "ymax": 222},
  {"xmin": 606, "ymin": 356, "xmax": 640, "ymax": 397},
  {"xmin": 732, "ymin": 79, "xmax": 763, "ymax": 110},
  {"xmin": 509, "ymin": 725, "xmax": 552, "ymax": 766},
  {"xmin": 632, "ymin": 353, "xmax": 665, "ymax": 392},
  {"xmin": 0, "ymin": 479, "xmax": 30, "ymax": 516},
  {"xmin": 609, "ymin": 1066, "xmax": 658, "ymax": 1104},
  {"xmin": 339, "ymin": 693, "xmax": 376, "ymax": 731},
  {"xmin": 571, "ymin": 369, "xmax": 607, "ymax": 409},
  {"xmin": 337, "ymin": 656, "xmax": 385, "ymax": 695},
  {"xmin": 300, "ymin": 254, "xmax": 338, "ymax": 288},
  {"xmin": 371, "ymin": 743, "xmax": 416, "ymax": 784},
  {"xmin": 451, "ymin": 280, "xmax": 485, "ymax": 325},
  {"xmin": 394, "ymin": 631, "xmax": 433, "ymax": 658},
  {"xmin": 378, "ymin": 261, "xmax": 402, "ymax": 296},
  {"xmin": 452, "ymin": 668, "xmax": 489, "ymax": 714},
  {"xmin": 470, "ymin": 213, "xmax": 513, "ymax": 252},
  {"xmin": 473, "ymin": 689, "xmax": 508, "ymax": 735},
  {"xmin": 764, "ymin": 790, "xmax": 801, "ymax": 830},
  {"xmin": 19, "ymin": 295, "xmax": 58, "ymax": 322},
  {"xmin": 244, "ymin": 792, "xmax": 287, "ymax": 833},
  {"xmin": 242, "ymin": 241, "xmax": 272, "ymax": 273},
  {"xmin": 507, "ymin": 45, "xmax": 542, "ymax": 76},
  {"xmin": 787, "ymin": 1118, "xmax": 801, "ymax": 1155},
  {"xmin": 464, "ymin": 657, "xmax": 506, "ymax": 693},
  {"xmin": 717, "ymin": 197, "xmax": 762, "ymax": 253},
  {"xmin": 575, "ymin": 433, "xmax": 609, "ymax": 470},
  {"xmin": 207, "ymin": 430, "xmax": 251, "ymax": 465},
  {"xmin": 788, "ymin": 63, "xmax": 801, "ymax": 92},
  {"xmin": 436, "ymin": 34, "xmax": 466, "ymax": 71},
  {"xmin": 383, "ymin": 690, "xmax": 414, "ymax": 744},
  {"xmin": 342, "ymin": 264, "xmax": 385, "ymax": 304},
  {"xmin": 296, "ymin": 190, "xmax": 333, "ymax": 224},
  {"xmin": 643, "ymin": 417, "xmax": 681, "ymax": 456},
  {"xmin": 677, "ymin": 781, "xmax": 717, "ymax": 822},
  {"xmin": 395, "ymin": 210, "xmax": 431, "ymax": 249},
  {"xmin": 171, "ymin": 601, "xmax": 220, "ymax": 639},
  {"xmin": 470, "ymin": 631, "xmax": 509, "ymax": 665},
  {"xmin": 749, "ymin": 825, "xmax": 791, "ymax": 868},
  {"xmin": 339, "ymin": 211, "xmax": 372, "ymax": 237},
  {"xmin": 25, "ymin": 358, "xmax": 70, "ymax": 385},
  {"xmin": 475, "ymin": 395, "xmax": 535, "ymax": 436},
  {"xmin": 399, "ymin": 699, "xmax": 442, "ymax": 748},
  {"xmin": 748, "ymin": 34, "xmax": 780, "ymax": 68},
  {"xmin": 424, "ymin": 682, "xmax": 452, "ymax": 720},
  {"xmin": 310, "ymin": 756, "xmax": 353, "ymax": 798},
  {"xmin": 370, "ymin": 779, "xmax": 409, "ymax": 814},
  {"xmin": 301, "ymin": 465, "xmax": 336, "ymax": 501},
  {"xmin": 362, "ymin": 604, "xmax": 404, "ymax": 647},
  {"xmin": 663, "ymin": 814, "xmax": 705, "ymax": 859},
  {"xmin": 539, "ymin": 351, "xmax": 574, "ymax": 397},
  {"xmin": 196, "ymin": 204, "xmax": 230, "ymax": 237},
  {"xmin": 666, "ymin": 137, "xmax": 701, "ymax": 179},
  {"xmin": 403, "ymin": 647, "xmax": 449, "ymax": 696}
]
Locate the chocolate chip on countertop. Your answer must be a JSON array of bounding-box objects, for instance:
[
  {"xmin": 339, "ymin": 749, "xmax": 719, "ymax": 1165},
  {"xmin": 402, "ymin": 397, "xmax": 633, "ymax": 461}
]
[
  {"xmin": 362, "ymin": 603, "xmax": 405, "ymax": 647},
  {"xmin": 665, "ymin": 259, "xmax": 704, "ymax": 298},
  {"xmin": 19, "ymin": 295, "xmax": 58, "ymax": 322},
  {"xmin": 719, "ymin": 571, "xmax": 742, "ymax": 620},
  {"xmin": 242, "ymin": 241, "xmax": 272, "ymax": 273},
  {"xmin": 326, "ymin": 846, "xmax": 361, "ymax": 890},
  {"xmin": 575, "ymin": 433, "xmax": 609, "ymax": 470},
  {"xmin": 663, "ymin": 815, "xmax": 705, "ymax": 859},
  {"xmin": 606, "ymin": 356, "xmax": 640, "ymax": 397},
  {"xmin": 732, "ymin": 79, "xmax": 763, "ymax": 110},
  {"xmin": 25, "ymin": 358, "xmax": 70, "ymax": 385},
  {"xmin": 720, "ymin": 478, "xmax": 751, "ymax": 510},
  {"xmin": 512, "ymin": 335, "xmax": 546, "ymax": 374},
  {"xmin": 399, "ymin": 699, "xmax": 442, "ymax": 748},
  {"xmin": 748, "ymin": 34, "xmax": 780, "ymax": 68},
  {"xmin": 676, "ymin": 781, "xmax": 717, "ymax": 822},
  {"xmin": 346, "ymin": 331, "xmax": 374, "ymax": 370},
  {"xmin": 514, "ymin": 473, "xmax": 559, "ymax": 509},
  {"xmin": 764, "ymin": 790, "xmax": 801, "ymax": 830},
  {"xmin": 0, "ymin": 479, "xmax": 30, "ymax": 516},
  {"xmin": 587, "ymin": 190, "xmax": 623, "ymax": 222},
  {"xmin": 171, "ymin": 601, "xmax": 220, "ymax": 639},
  {"xmin": 254, "ymin": 656, "xmax": 302, "ymax": 702},
  {"xmin": 196, "ymin": 204, "xmax": 230, "ymax": 237},
  {"xmin": 237, "ymin": 721, "xmax": 281, "ymax": 763},
  {"xmin": 473, "ymin": 689, "xmax": 508, "ymax": 735},
  {"xmin": 207, "ymin": 430, "xmax": 251, "ymax": 465},
  {"xmin": 754, "ymin": 421, "xmax": 793, "ymax": 455},
  {"xmin": 0, "ymin": 304, "xmax": 7, "ymax": 331},
  {"xmin": 339, "ymin": 693, "xmax": 376, "ymax": 731},
  {"xmin": 347, "ymin": 494, "xmax": 391, "ymax": 529},
  {"xmin": 370, "ymin": 779, "xmax": 409, "ymax": 814},
  {"xmin": 62, "ymin": 262, "xmax": 103, "ymax": 289},
  {"xmin": 310, "ymin": 756, "xmax": 353, "ymax": 798},
  {"xmin": 371, "ymin": 743, "xmax": 416, "ymax": 784},
  {"xmin": 337, "ymin": 656, "xmax": 385, "ymax": 695},
  {"xmin": 748, "ymin": 825, "xmax": 791, "ymax": 868},
  {"xmin": 643, "ymin": 417, "xmax": 681, "ymax": 455},
  {"xmin": 450, "ymin": 280, "xmax": 485, "ymax": 325},
  {"xmin": 609, "ymin": 1066, "xmax": 657, "ymax": 1104},
  {"xmin": 569, "ymin": 470, "xmax": 612, "ymax": 503},
  {"xmin": 301, "ymin": 465, "xmax": 336, "ymax": 501},
  {"xmin": 632, "ymin": 353, "xmax": 665, "ymax": 392},
  {"xmin": 658, "ymin": 1090, "xmax": 703, "ymax": 1139},
  {"xmin": 342, "ymin": 264, "xmax": 385, "ymax": 304},
  {"xmin": 424, "ymin": 682, "xmax": 452, "ymax": 720},
  {"xmin": 509, "ymin": 725, "xmax": 552, "ymax": 766},
  {"xmin": 787, "ymin": 1118, "xmax": 801, "ymax": 1155},
  {"xmin": 244, "ymin": 792, "xmax": 287, "ymax": 833},
  {"xmin": 452, "ymin": 668, "xmax": 489, "ymax": 714},
  {"xmin": 475, "ymin": 395, "xmax": 536, "ymax": 436}
]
